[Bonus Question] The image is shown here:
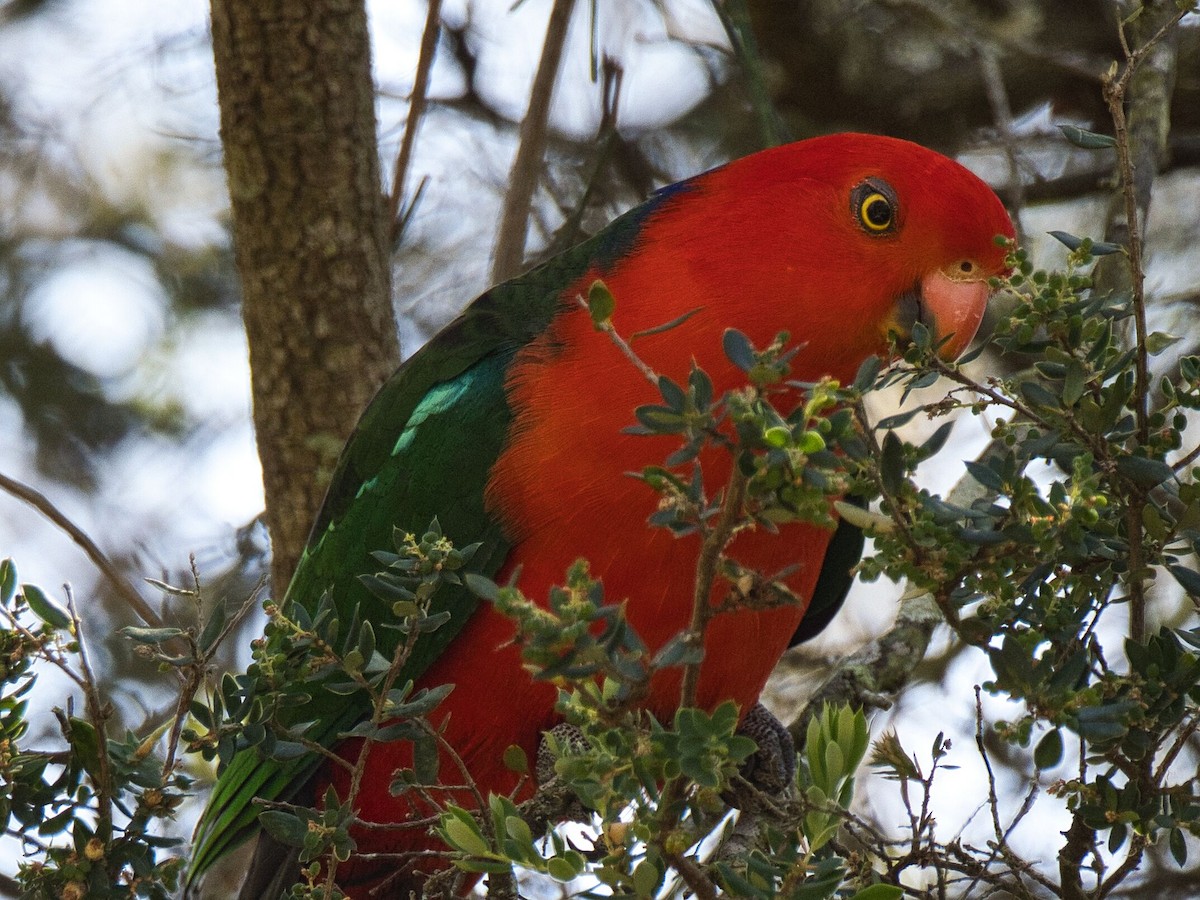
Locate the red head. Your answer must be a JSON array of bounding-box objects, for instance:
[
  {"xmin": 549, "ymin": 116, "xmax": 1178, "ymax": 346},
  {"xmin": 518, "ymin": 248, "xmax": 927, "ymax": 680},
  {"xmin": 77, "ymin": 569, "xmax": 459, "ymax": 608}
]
[{"xmin": 620, "ymin": 133, "xmax": 1015, "ymax": 381}]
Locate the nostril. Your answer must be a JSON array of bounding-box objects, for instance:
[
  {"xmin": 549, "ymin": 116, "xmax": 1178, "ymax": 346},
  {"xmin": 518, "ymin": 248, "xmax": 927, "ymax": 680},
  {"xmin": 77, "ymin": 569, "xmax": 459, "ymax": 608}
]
[{"xmin": 959, "ymin": 260, "xmax": 975, "ymax": 274}]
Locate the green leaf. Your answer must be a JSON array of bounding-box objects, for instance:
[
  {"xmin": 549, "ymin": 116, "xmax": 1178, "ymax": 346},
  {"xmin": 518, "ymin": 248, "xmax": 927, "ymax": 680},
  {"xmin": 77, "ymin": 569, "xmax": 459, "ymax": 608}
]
[
  {"xmin": 410, "ymin": 732, "xmax": 439, "ymax": 786},
  {"xmin": 198, "ymin": 601, "xmax": 227, "ymax": 652},
  {"xmin": 587, "ymin": 279, "xmax": 615, "ymax": 328},
  {"xmin": 1058, "ymin": 124, "xmax": 1117, "ymax": 149},
  {"xmin": 964, "ymin": 459, "xmax": 1004, "ymax": 492},
  {"xmin": 23, "ymin": 584, "xmax": 72, "ymax": 631},
  {"xmin": 502, "ymin": 744, "xmax": 529, "ymax": 775},
  {"xmin": 853, "ymin": 355, "xmax": 883, "ymax": 392},
  {"xmin": 1034, "ymin": 729, "xmax": 1064, "ymax": 770},
  {"xmin": 849, "ymin": 885, "xmax": 905, "ymax": 900},
  {"xmin": 0, "ymin": 559, "xmax": 16, "ymax": 605},
  {"xmin": 441, "ymin": 812, "xmax": 490, "ymax": 856},
  {"xmin": 1170, "ymin": 826, "xmax": 1188, "ymax": 866},
  {"xmin": 464, "ymin": 573, "xmax": 500, "ymax": 602},
  {"xmin": 632, "ymin": 858, "xmax": 661, "ymax": 897},
  {"xmin": 1115, "ymin": 455, "xmax": 1173, "ymax": 487},
  {"xmin": 1062, "ymin": 361, "xmax": 1086, "ymax": 408},
  {"xmin": 121, "ymin": 626, "xmax": 186, "ymax": 644},
  {"xmin": 879, "ymin": 431, "xmax": 905, "ymax": 496},
  {"xmin": 1048, "ymin": 230, "xmax": 1084, "ymax": 251},
  {"xmin": 504, "ymin": 814, "xmax": 533, "ymax": 846},
  {"xmin": 1168, "ymin": 565, "xmax": 1200, "ymax": 598},
  {"xmin": 723, "ymin": 328, "xmax": 755, "ymax": 373},
  {"xmin": 546, "ymin": 855, "xmax": 580, "ymax": 882},
  {"xmin": 259, "ymin": 810, "xmax": 309, "ymax": 848},
  {"xmin": 1146, "ymin": 331, "xmax": 1181, "ymax": 356}
]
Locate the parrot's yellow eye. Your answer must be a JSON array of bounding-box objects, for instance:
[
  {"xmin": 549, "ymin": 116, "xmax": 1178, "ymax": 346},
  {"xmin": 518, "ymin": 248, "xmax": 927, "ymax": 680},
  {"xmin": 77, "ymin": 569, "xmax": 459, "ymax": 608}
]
[
  {"xmin": 860, "ymin": 194, "xmax": 892, "ymax": 231},
  {"xmin": 852, "ymin": 179, "xmax": 899, "ymax": 235}
]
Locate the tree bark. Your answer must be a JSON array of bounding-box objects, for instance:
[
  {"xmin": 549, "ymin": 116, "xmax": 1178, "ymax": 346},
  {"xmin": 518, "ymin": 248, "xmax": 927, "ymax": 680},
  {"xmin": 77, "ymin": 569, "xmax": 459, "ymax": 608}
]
[{"xmin": 210, "ymin": 0, "xmax": 400, "ymax": 599}]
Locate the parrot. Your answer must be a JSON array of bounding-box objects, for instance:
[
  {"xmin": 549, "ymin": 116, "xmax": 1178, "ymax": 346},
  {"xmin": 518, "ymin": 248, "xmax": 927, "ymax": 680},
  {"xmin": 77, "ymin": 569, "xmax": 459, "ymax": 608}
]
[{"xmin": 189, "ymin": 133, "xmax": 1014, "ymax": 898}]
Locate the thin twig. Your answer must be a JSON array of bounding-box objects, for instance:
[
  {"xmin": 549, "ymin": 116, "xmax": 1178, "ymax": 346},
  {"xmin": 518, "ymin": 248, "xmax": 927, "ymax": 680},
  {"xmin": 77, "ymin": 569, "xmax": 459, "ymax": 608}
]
[
  {"xmin": 0, "ymin": 470, "xmax": 162, "ymax": 630},
  {"xmin": 388, "ymin": 0, "xmax": 442, "ymax": 246},
  {"xmin": 574, "ymin": 292, "xmax": 660, "ymax": 387},
  {"xmin": 1099, "ymin": 3, "xmax": 1192, "ymax": 646},
  {"xmin": 680, "ymin": 465, "xmax": 748, "ymax": 709},
  {"xmin": 67, "ymin": 586, "xmax": 115, "ymax": 844},
  {"xmin": 491, "ymin": 0, "xmax": 577, "ymax": 282}
]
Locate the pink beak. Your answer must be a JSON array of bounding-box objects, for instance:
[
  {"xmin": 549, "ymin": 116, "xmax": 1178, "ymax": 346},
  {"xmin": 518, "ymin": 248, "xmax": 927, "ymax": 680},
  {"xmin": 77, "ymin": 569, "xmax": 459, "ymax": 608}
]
[{"xmin": 919, "ymin": 268, "xmax": 991, "ymax": 360}]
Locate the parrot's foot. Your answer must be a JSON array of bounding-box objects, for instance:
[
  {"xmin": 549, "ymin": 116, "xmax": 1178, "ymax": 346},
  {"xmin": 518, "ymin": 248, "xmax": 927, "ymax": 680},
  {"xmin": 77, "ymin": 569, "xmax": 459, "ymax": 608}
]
[
  {"xmin": 536, "ymin": 722, "xmax": 589, "ymax": 785},
  {"xmin": 726, "ymin": 703, "xmax": 797, "ymax": 810},
  {"xmin": 524, "ymin": 723, "xmax": 591, "ymax": 827}
]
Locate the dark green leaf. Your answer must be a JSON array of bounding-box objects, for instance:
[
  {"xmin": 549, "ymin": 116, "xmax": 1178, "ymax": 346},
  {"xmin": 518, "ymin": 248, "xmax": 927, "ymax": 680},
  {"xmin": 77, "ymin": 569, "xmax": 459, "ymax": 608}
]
[
  {"xmin": 1048, "ymin": 230, "xmax": 1084, "ymax": 251},
  {"xmin": 414, "ymin": 733, "xmax": 440, "ymax": 785},
  {"xmin": 1168, "ymin": 565, "xmax": 1200, "ymax": 598},
  {"xmin": 0, "ymin": 559, "xmax": 15, "ymax": 606},
  {"xmin": 1115, "ymin": 455, "xmax": 1173, "ymax": 488},
  {"xmin": 358, "ymin": 573, "xmax": 414, "ymax": 604},
  {"xmin": 849, "ymin": 886, "xmax": 905, "ymax": 900},
  {"xmin": 964, "ymin": 459, "xmax": 1005, "ymax": 492},
  {"xmin": 464, "ymin": 573, "xmax": 499, "ymax": 602},
  {"xmin": 1058, "ymin": 124, "xmax": 1117, "ymax": 149},
  {"xmin": 121, "ymin": 626, "xmax": 186, "ymax": 644},
  {"xmin": 1170, "ymin": 826, "xmax": 1188, "ymax": 866},
  {"xmin": 880, "ymin": 431, "xmax": 905, "ymax": 496},
  {"xmin": 876, "ymin": 409, "xmax": 921, "ymax": 430},
  {"xmin": 657, "ymin": 376, "xmax": 686, "ymax": 412},
  {"xmin": 259, "ymin": 810, "xmax": 309, "ymax": 848},
  {"xmin": 1034, "ymin": 729, "xmax": 1064, "ymax": 770},
  {"xmin": 853, "ymin": 355, "xmax": 883, "ymax": 392},
  {"xmin": 920, "ymin": 421, "xmax": 954, "ymax": 457},
  {"xmin": 723, "ymin": 328, "xmax": 755, "ymax": 373},
  {"xmin": 198, "ymin": 601, "xmax": 227, "ymax": 652}
]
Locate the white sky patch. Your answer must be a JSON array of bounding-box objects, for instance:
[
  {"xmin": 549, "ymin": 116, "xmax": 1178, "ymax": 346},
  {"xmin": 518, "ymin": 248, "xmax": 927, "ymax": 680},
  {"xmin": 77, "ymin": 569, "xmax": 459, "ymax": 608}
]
[
  {"xmin": 162, "ymin": 310, "xmax": 253, "ymax": 422},
  {"xmin": 23, "ymin": 246, "xmax": 168, "ymax": 380},
  {"xmin": 465, "ymin": 0, "xmax": 728, "ymax": 139}
]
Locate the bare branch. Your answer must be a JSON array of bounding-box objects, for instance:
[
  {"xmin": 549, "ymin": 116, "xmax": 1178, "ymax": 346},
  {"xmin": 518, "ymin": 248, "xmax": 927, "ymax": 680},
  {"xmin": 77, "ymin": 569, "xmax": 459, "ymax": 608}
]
[
  {"xmin": 387, "ymin": 0, "xmax": 442, "ymax": 246},
  {"xmin": 0, "ymin": 470, "xmax": 164, "ymax": 631},
  {"xmin": 491, "ymin": 0, "xmax": 577, "ymax": 282}
]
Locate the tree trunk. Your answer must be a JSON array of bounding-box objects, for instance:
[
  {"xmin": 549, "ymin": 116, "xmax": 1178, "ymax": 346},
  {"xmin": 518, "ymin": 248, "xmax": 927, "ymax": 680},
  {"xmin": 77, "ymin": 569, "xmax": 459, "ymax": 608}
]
[{"xmin": 210, "ymin": 0, "xmax": 400, "ymax": 599}]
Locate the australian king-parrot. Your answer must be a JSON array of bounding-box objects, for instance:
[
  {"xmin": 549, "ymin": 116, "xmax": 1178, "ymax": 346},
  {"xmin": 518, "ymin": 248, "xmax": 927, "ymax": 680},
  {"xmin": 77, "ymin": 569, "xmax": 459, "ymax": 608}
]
[{"xmin": 189, "ymin": 133, "xmax": 1015, "ymax": 897}]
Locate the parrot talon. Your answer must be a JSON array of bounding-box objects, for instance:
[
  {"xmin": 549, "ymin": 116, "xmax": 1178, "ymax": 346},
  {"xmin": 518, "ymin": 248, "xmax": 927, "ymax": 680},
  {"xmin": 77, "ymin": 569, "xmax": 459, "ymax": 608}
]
[
  {"xmin": 526, "ymin": 723, "xmax": 592, "ymax": 826},
  {"xmin": 724, "ymin": 703, "xmax": 797, "ymax": 810},
  {"xmin": 536, "ymin": 722, "xmax": 589, "ymax": 785}
]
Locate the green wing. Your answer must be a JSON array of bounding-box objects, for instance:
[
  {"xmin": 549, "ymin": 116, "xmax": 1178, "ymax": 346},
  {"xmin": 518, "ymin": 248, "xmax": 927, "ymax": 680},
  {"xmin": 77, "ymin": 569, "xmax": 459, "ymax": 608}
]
[{"xmin": 189, "ymin": 188, "xmax": 682, "ymax": 883}]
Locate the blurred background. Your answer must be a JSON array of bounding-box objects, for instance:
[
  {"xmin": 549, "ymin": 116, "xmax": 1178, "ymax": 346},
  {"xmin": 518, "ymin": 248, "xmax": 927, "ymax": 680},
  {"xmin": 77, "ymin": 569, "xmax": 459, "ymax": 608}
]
[{"xmin": 1, "ymin": 0, "xmax": 1198, "ymax": 894}]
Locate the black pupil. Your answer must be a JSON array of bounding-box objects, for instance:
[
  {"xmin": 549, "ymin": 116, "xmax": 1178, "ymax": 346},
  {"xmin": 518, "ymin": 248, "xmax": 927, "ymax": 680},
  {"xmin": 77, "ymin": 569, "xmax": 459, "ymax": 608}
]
[{"xmin": 866, "ymin": 197, "xmax": 891, "ymax": 227}]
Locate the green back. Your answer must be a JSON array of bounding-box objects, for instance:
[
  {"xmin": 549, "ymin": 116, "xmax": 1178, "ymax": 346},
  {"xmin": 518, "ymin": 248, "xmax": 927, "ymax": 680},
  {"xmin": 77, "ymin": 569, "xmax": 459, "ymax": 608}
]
[{"xmin": 189, "ymin": 190, "xmax": 679, "ymax": 882}]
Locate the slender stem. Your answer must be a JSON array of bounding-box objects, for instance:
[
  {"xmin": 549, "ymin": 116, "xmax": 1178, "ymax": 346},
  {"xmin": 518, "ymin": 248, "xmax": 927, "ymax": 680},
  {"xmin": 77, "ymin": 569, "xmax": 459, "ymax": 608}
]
[
  {"xmin": 679, "ymin": 464, "xmax": 748, "ymax": 709},
  {"xmin": 713, "ymin": 0, "xmax": 786, "ymax": 148},
  {"xmin": 1099, "ymin": 2, "xmax": 1191, "ymax": 643},
  {"xmin": 574, "ymin": 293, "xmax": 660, "ymax": 386},
  {"xmin": 491, "ymin": 0, "xmax": 577, "ymax": 282},
  {"xmin": 388, "ymin": 0, "xmax": 442, "ymax": 246},
  {"xmin": 67, "ymin": 587, "xmax": 115, "ymax": 846}
]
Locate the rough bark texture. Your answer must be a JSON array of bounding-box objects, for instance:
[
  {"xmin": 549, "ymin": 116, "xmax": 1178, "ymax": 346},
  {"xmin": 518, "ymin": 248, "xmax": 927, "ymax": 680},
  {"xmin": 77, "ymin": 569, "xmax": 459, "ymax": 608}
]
[{"xmin": 210, "ymin": 0, "xmax": 400, "ymax": 598}]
